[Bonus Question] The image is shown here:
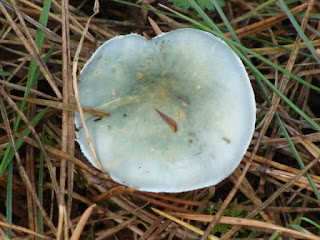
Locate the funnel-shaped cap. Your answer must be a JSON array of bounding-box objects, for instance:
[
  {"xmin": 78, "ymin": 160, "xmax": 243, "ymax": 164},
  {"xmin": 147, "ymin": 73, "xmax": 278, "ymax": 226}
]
[{"xmin": 75, "ymin": 29, "xmax": 256, "ymax": 193}]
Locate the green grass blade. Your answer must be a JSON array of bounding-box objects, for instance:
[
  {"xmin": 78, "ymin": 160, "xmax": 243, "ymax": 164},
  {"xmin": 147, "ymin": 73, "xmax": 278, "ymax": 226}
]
[
  {"xmin": 290, "ymin": 224, "xmax": 311, "ymax": 234},
  {"xmin": 231, "ymin": 0, "xmax": 277, "ymax": 24},
  {"xmin": 0, "ymin": 45, "xmax": 54, "ymax": 178},
  {"xmin": 187, "ymin": 0, "xmax": 221, "ymax": 33},
  {"xmin": 33, "ymin": 45, "xmax": 55, "ymax": 83},
  {"xmin": 209, "ymin": 0, "xmax": 240, "ymax": 43},
  {"xmin": 240, "ymin": 41, "xmax": 320, "ymax": 199},
  {"xmin": 207, "ymin": 0, "xmax": 272, "ymax": 112},
  {"xmin": 248, "ymin": 36, "xmax": 314, "ymax": 59},
  {"xmin": 241, "ymin": 45, "xmax": 319, "ymax": 92},
  {"xmin": 0, "ymin": 0, "xmax": 53, "ymax": 178},
  {"xmin": 278, "ymin": 0, "xmax": 320, "ymax": 65},
  {"xmin": 275, "ymin": 113, "xmax": 320, "ymax": 200},
  {"xmin": 28, "ymin": 0, "xmax": 52, "ymax": 89},
  {"xmin": 289, "ymin": 216, "xmax": 320, "ymax": 235},
  {"xmin": 0, "ymin": 71, "xmax": 12, "ymax": 76},
  {"xmin": 269, "ymin": 231, "xmax": 282, "ymax": 240},
  {"xmin": 295, "ymin": 12, "xmax": 320, "ymax": 20},
  {"xmin": 0, "ymin": 108, "xmax": 49, "ymax": 176},
  {"xmin": 236, "ymin": 47, "xmax": 320, "ymax": 131}
]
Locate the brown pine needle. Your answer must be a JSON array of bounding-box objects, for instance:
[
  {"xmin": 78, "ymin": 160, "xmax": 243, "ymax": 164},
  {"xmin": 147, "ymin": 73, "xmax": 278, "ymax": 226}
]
[
  {"xmin": 10, "ymin": 95, "xmax": 110, "ymax": 117},
  {"xmin": 70, "ymin": 204, "xmax": 96, "ymax": 240},
  {"xmin": 152, "ymin": 208, "xmax": 219, "ymax": 240}
]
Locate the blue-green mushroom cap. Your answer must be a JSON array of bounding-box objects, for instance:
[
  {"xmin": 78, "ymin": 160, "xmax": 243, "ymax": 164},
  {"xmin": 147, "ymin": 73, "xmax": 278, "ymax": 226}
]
[{"xmin": 75, "ymin": 28, "xmax": 256, "ymax": 193}]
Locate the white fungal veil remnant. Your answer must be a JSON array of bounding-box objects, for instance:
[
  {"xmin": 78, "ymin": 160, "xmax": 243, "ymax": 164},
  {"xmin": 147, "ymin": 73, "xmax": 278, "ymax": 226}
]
[{"xmin": 75, "ymin": 28, "xmax": 256, "ymax": 193}]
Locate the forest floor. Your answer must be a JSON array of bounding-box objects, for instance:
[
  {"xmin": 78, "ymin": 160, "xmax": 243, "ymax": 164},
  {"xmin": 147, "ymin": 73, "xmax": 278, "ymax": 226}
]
[{"xmin": 0, "ymin": 0, "xmax": 320, "ymax": 239}]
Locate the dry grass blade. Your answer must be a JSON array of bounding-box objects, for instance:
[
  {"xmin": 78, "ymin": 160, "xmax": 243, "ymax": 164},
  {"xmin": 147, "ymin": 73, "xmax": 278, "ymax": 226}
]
[
  {"xmin": 170, "ymin": 212, "xmax": 320, "ymax": 240},
  {"xmin": 0, "ymin": 228, "xmax": 10, "ymax": 240},
  {"xmin": 0, "ymin": 88, "xmax": 57, "ymax": 234},
  {"xmin": 148, "ymin": 17, "xmax": 163, "ymax": 35},
  {"xmin": 0, "ymin": 221, "xmax": 52, "ymax": 239},
  {"xmin": 96, "ymin": 217, "xmax": 136, "ymax": 240},
  {"xmin": 148, "ymin": 4, "xmax": 190, "ymax": 29},
  {"xmin": 10, "ymin": 95, "xmax": 110, "ymax": 117},
  {"xmin": 20, "ymin": 0, "xmax": 95, "ymax": 42},
  {"xmin": 0, "ymin": 79, "xmax": 57, "ymax": 100},
  {"xmin": 201, "ymin": 107, "xmax": 269, "ymax": 239},
  {"xmin": 57, "ymin": 0, "xmax": 75, "ymax": 237},
  {"xmin": 262, "ymin": 0, "xmax": 314, "ymax": 140},
  {"xmin": 0, "ymin": 0, "xmax": 61, "ymax": 42},
  {"xmin": 0, "ymin": 1, "xmax": 62, "ymax": 99},
  {"xmin": 297, "ymin": 136, "xmax": 320, "ymax": 159},
  {"xmin": 2, "ymin": 128, "xmax": 110, "ymax": 179},
  {"xmin": 251, "ymin": 39, "xmax": 320, "ymax": 54},
  {"xmin": 70, "ymin": 204, "xmax": 96, "ymax": 240},
  {"xmin": 93, "ymin": 186, "xmax": 136, "ymax": 202},
  {"xmin": 152, "ymin": 208, "xmax": 219, "ymax": 240},
  {"xmin": 221, "ymin": 157, "xmax": 320, "ymax": 239},
  {"xmin": 224, "ymin": 3, "xmax": 308, "ymax": 39},
  {"xmin": 0, "ymin": 88, "xmax": 60, "ymax": 195},
  {"xmin": 72, "ymin": 0, "xmax": 103, "ymax": 171},
  {"xmin": 132, "ymin": 192, "xmax": 199, "ymax": 213}
]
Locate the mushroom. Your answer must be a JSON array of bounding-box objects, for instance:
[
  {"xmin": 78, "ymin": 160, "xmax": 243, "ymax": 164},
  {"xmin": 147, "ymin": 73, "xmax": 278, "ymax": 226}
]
[{"xmin": 75, "ymin": 28, "xmax": 256, "ymax": 193}]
